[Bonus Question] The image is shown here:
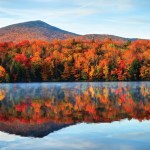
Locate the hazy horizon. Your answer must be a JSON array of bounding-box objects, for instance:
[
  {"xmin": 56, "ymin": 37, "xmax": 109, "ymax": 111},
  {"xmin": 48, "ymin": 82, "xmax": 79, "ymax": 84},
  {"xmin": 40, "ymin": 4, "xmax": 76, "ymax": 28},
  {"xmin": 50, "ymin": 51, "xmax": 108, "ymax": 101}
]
[{"xmin": 0, "ymin": 0, "xmax": 150, "ymax": 39}]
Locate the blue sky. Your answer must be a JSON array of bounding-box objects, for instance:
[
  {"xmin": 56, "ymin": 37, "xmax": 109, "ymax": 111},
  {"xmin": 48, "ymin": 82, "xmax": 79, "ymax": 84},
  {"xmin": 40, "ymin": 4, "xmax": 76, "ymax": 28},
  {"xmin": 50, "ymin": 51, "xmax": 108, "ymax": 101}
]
[{"xmin": 0, "ymin": 0, "xmax": 150, "ymax": 39}]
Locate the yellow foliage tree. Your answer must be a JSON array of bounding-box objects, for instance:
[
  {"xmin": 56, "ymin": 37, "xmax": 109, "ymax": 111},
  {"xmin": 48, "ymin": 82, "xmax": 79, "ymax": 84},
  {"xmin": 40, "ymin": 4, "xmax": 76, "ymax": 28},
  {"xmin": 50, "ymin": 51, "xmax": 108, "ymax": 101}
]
[
  {"xmin": 0, "ymin": 66, "xmax": 6, "ymax": 81},
  {"xmin": 140, "ymin": 65, "xmax": 150, "ymax": 80},
  {"xmin": 103, "ymin": 65, "xmax": 109, "ymax": 80}
]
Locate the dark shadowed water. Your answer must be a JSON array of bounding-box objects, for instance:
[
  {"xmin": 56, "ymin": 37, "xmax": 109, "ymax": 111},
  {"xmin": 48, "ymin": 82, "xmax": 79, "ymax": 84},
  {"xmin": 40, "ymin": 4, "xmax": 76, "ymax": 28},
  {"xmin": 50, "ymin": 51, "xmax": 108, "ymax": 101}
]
[{"xmin": 0, "ymin": 82, "xmax": 149, "ymax": 150}]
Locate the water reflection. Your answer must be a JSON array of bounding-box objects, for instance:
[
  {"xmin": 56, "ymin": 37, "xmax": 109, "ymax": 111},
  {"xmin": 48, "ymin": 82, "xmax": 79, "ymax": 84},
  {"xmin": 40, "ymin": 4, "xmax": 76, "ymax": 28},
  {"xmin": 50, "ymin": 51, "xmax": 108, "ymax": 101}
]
[{"xmin": 0, "ymin": 82, "xmax": 149, "ymax": 138}]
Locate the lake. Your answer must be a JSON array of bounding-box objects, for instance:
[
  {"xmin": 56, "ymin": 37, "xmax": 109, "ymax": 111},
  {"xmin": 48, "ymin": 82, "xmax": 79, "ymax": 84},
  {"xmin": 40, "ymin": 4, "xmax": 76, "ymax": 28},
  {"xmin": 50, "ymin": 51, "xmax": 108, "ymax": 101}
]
[{"xmin": 0, "ymin": 82, "xmax": 149, "ymax": 150}]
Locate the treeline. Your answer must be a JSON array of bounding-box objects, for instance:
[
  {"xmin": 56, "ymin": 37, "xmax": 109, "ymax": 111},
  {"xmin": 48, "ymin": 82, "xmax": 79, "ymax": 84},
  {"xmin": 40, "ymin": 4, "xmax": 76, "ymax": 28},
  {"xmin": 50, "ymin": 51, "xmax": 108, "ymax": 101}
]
[{"xmin": 0, "ymin": 38, "xmax": 149, "ymax": 82}]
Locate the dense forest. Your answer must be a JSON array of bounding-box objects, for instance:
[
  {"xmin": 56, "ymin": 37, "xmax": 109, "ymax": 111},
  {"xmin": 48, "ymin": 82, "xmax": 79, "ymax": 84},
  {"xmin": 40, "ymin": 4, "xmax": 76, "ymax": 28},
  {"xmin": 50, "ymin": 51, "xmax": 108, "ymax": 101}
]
[{"xmin": 0, "ymin": 38, "xmax": 149, "ymax": 82}]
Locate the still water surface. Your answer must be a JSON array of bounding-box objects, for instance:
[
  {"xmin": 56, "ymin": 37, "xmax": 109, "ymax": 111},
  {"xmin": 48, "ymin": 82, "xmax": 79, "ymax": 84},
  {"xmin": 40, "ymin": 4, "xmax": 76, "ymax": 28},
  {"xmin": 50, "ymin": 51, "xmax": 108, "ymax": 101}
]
[{"xmin": 0, "ymin": 82, "xmax": 149, "ymax": 150}]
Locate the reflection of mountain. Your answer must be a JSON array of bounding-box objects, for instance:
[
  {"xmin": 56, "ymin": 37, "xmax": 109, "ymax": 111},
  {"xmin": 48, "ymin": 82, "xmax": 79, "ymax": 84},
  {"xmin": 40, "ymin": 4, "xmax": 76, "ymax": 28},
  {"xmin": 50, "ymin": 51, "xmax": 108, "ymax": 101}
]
[
  {"xmin": 0, "ymin": 120, "xmax": 70, "ymax": 138},
  {"xmin": 0, "ymin": 82, "xmax": 149, "ymax": 138}
]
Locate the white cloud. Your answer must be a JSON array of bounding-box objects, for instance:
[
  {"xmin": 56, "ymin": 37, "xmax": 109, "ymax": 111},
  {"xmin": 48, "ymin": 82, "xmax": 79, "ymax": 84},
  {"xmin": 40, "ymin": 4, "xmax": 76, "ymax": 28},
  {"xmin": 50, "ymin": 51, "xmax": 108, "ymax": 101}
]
[
  {"xmin": 0, "ymin": 6, "xmax": 95, "ymax": 20},
  {"xmin": 76, "ymin": 0, "xmax": 133, "ymax": 10}
]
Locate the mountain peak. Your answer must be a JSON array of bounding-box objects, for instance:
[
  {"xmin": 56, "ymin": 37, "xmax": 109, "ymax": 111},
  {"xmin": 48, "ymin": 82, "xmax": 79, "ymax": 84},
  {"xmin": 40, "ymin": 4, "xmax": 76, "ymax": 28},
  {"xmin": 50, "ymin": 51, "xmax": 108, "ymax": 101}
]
[
  {"xmin": 33, "ymin": 20, "xmax": 44, "ymax": 22},
  {"xmin": 22, "ymin": 20, "xmax": 49, "ymax": 25},
  {"xmin": 8, "ymin": 20, "xmax": 53, "ymax": 28}
]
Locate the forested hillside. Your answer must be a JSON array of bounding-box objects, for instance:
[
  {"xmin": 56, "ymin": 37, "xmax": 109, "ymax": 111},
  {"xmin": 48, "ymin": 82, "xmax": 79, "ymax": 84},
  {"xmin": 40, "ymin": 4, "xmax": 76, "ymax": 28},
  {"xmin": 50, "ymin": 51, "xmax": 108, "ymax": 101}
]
[
  {"xmin": 0, "ymin": 21, "xmax": 77, "ymax": 42},
  {"xmin": 0, "ymin": 38, "xmax": 149, "ymax": 82}
]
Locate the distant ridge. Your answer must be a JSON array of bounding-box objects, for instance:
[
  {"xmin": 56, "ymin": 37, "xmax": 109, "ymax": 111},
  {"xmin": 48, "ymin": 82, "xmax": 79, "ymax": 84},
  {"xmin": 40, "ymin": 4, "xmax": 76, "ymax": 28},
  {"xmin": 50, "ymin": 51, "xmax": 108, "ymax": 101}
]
[
  {"xmin": 77, "ymin": 34, "xmax": 138, "ymax": 41},
  {"xmin": 0, "ymin": 20, "xmax": 140, "ymax": 42}
]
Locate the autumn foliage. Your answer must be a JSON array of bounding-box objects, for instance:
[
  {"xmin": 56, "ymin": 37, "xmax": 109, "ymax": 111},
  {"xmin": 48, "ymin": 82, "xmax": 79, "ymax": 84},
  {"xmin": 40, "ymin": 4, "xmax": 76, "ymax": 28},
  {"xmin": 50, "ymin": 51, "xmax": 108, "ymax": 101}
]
[{"xmin": 0, "ymin": 38, "xmax": 149, "ymax": 82}]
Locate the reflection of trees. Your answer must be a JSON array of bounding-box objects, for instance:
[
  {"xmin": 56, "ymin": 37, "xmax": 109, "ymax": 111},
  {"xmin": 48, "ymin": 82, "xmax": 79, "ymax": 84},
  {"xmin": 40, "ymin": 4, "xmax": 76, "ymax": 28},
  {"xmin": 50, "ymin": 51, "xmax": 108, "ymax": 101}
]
[{"xmin": 0, "ymin": 83, "xmax": 149, "ymax": 125}]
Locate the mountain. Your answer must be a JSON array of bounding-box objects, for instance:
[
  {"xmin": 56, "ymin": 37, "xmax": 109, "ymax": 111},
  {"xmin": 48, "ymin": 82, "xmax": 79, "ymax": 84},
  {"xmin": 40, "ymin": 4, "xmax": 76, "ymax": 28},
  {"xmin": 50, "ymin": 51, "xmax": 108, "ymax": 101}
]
[
  {"xmin": 0, "ymin": 20, "xmax": 138, "ymax": 43},
  {"xmin": 0, "ymin": 20, "xmax": 77, "ymax": 42}
]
